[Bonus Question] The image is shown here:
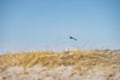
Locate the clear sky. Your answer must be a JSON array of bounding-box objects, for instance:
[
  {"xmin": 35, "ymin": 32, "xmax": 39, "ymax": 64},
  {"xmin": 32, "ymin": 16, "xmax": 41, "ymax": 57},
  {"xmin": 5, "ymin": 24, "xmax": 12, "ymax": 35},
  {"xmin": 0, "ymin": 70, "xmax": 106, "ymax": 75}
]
[{"xmin": 0, "ymin": 0, "xmax": 120, "ymax": 52}]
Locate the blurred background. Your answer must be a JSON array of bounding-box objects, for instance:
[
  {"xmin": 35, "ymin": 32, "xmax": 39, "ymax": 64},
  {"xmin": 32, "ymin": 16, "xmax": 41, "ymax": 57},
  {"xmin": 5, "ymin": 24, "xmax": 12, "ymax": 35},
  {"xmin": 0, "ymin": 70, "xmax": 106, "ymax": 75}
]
[{"xmin": 0, "ymin": 0, "xmax": 120, "ymax": 52}]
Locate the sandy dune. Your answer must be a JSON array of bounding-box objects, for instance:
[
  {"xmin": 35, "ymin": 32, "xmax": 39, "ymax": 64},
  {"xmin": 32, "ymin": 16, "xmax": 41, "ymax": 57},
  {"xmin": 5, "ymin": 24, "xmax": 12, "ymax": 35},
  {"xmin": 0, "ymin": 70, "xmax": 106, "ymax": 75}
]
[{"xmin": 0, "ymin": 49, "xmax": 120, "ymax": 80}]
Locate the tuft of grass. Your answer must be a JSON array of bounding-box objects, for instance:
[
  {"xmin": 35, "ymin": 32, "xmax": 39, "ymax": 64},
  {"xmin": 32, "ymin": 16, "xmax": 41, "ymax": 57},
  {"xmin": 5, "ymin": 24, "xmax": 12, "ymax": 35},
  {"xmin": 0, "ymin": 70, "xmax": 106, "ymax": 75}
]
[{"xmin": 0, "ymin": 49, "xmax": 119, "ymax": 71}]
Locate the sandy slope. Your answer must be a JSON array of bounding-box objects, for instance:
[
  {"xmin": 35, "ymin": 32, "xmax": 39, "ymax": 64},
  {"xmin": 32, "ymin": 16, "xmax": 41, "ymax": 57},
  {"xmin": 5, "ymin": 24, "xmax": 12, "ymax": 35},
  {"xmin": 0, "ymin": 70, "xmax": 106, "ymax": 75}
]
[{"xmin": 0, "ymin": 49, "xmax": 120, "ymax": 80}]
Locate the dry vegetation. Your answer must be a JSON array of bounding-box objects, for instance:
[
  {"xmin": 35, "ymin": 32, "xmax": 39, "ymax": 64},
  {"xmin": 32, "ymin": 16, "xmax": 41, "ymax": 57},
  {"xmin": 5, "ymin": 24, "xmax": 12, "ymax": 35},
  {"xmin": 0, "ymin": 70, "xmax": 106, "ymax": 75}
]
[{"xmin": 0, "ymin": 49, "xmax": 120, "ymax": 80}]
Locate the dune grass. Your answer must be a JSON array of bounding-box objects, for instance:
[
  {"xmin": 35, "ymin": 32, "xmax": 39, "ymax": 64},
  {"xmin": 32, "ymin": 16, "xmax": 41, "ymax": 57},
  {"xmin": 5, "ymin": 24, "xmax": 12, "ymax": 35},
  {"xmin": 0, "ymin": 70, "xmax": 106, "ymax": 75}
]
[{"xmin": 0, "ymin": 49, "xmax": 119, "ymax": 72}]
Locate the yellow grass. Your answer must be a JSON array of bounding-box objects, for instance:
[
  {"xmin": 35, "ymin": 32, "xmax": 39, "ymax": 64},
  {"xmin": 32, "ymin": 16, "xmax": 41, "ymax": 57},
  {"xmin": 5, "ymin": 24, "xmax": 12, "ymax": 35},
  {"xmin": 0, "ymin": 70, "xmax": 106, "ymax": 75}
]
[{"xmin": 0, "ymin": 49, "xmax": 119, "ymax": 72}]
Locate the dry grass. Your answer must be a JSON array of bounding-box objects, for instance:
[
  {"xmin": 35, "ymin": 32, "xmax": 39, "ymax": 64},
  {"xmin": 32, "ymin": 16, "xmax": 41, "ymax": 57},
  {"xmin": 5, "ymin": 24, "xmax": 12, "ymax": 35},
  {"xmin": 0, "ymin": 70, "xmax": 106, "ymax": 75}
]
[
  {"xmin": 0, "ymin": 49, "xmax": 120, "ymax": 80},
  {"xmin": 0, "ymin": 49, "xmax": 119, "ymax": 72}
]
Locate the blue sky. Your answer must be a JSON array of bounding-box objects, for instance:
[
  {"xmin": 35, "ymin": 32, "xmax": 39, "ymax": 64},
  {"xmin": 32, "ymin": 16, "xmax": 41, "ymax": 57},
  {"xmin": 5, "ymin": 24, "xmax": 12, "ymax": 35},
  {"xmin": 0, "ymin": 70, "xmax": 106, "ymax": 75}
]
[{"xmin": 0, "ymin": 0, "xmax": 120, "ymax": 52}]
